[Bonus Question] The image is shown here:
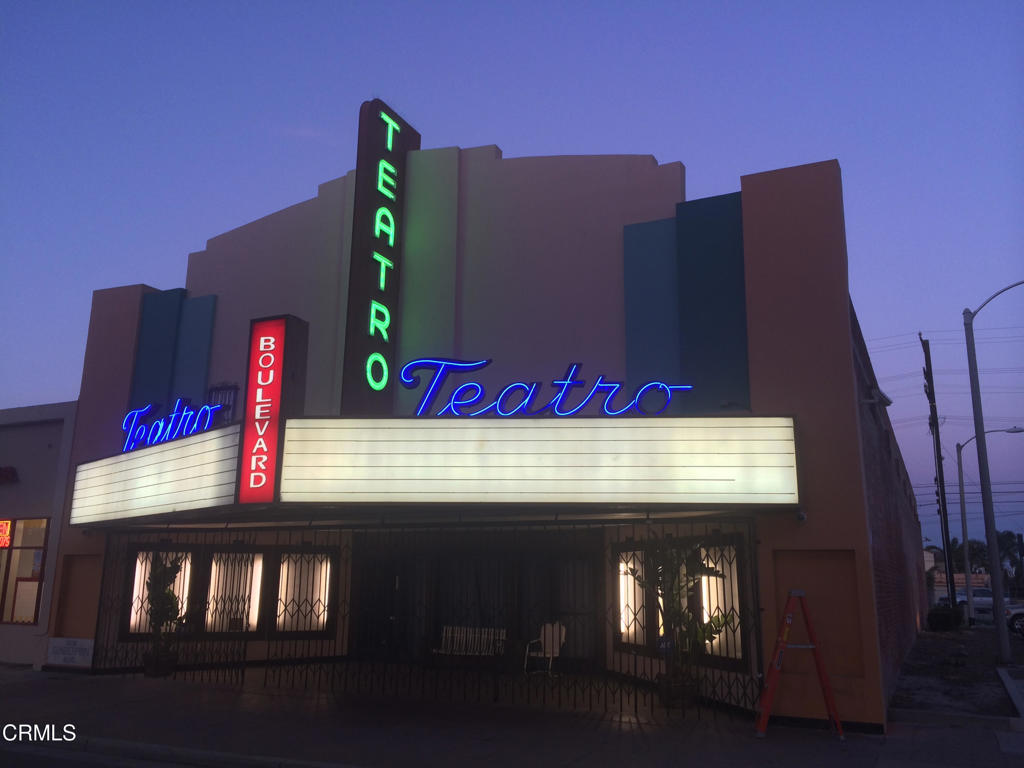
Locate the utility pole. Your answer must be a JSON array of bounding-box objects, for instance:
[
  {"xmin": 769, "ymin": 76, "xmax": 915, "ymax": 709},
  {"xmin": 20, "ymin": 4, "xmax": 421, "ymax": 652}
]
[
  {"xmin": 963, "ymin": 280, "xmax": 1023, "ymax": 665},
  {"xmin": 920, "ymin": 334, "xmax": 957, "ymax": 609},
  {"xmin": 1018, "ymin": 533, "xmax": 1024, "ymax": 597}
]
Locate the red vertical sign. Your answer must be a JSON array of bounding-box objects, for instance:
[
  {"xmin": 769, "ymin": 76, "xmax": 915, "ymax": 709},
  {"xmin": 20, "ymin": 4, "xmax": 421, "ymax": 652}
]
[
  {"xmin": 0, "ymin": 520, "xmax": 10, "ymax": 548},
  {"xmin": 239, "ymin": 318, "xmax": 286, "ymax": 504}
]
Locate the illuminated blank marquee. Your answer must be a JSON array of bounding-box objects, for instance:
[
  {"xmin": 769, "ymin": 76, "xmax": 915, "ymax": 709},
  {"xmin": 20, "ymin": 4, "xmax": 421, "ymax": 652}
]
[
  {"xmin": 400, "ymin": 358, "xmax": 693, "ymax": 417},
  {"xmin": 121, "ymin": 398, "xmax": 222, "ymax": 452},
  {"xmin": 279, "ymin": 417, "xmax": 799, "ymax": 506},
  {"xmin": 69, "ymin": 425, "xmax": 240, "ymax": 525},
  {"xmin": 0, "ymin": 520, "xmax": 10, "ymax": 548}
]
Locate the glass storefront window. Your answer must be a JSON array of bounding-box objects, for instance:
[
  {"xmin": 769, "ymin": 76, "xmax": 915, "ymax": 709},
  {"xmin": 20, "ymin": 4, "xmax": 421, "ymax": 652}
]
[{"xmin": 0, "ymin": 518, "xmax": 49, "ymax": 624}]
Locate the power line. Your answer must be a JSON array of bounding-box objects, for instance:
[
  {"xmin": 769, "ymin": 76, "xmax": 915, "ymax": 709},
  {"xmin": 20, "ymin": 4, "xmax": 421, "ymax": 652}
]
[
  {"xmin": 891, "ymin": 415, "xmax": 1023, "ymax": 425},
  {"xmin": 867, "ymin": 326, "xmax": 1024, "ymax": 343},
  {"xmin": 915, "ymin": 482, "xmax": 1024, "ymax": 488},
  {"xmin": 918, "ymin": 495, "xmax": 1024, "ymax": 500},
  {"xmin": 879, "ymin": 368, "xmax": 1024, "ymax": 383},
  {"xmin": 869, "ymin": 336, "xmax": 1024, "ymax": 352}
]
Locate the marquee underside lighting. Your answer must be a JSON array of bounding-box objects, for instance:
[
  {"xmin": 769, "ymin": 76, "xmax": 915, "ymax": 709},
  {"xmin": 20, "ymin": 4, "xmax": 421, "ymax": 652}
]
[{"xmin": 279, "ymin": 417, "xmax": 799, "ymax": 506}]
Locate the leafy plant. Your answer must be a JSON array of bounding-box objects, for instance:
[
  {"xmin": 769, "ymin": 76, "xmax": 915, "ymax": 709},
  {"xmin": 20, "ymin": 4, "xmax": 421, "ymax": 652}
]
[
  {"xmin": 146, "ymin": 553, "xmax": 184, "ymax": 661},
  {"xmin": 624, "ymin": 536, "xmax": 736, "ymax": 668}
]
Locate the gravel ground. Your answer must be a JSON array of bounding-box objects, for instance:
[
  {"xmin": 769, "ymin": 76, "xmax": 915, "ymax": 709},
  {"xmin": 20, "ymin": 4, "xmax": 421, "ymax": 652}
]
[{"xmin": 890, "ymin": 624, "xmax": 1024, "ymax": 716}]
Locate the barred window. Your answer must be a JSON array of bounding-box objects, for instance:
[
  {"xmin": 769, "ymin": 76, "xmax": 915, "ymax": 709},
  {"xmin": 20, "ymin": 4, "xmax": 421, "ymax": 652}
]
[
  {"xmin": 700, "ymin": 544, "xmax": 742, "ymax": 660},
  {"xmin": 615, "ymin": 537, "xmax": 745, "ymax": 664},
  {"xmin": 206, "ymin": 553, "xmax": 263, "ymax": 633},
  {"xmin": 129, "ymin": 552, "xmax": 191, "ymax": 634},
  {"xmin": 205, "ymin": 383, "xmax": 239, "ymax": 426},
  {"xmin": 276, "ymin": 553, "xmax": 331, "ymax": 632},
  {"xmin": 617, "ymin": 550, "xmax": 646, "ymax": 645}
]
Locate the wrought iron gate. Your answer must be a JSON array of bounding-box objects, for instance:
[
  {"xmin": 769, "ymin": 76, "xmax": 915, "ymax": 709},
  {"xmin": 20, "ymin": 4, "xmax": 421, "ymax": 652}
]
[{"xmin": 93, "ymin": 517, "xmax": 762, "ymax": 717}]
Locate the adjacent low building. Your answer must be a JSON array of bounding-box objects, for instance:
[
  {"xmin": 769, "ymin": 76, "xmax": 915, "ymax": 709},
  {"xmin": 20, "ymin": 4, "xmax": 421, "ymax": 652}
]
[{"xmin": 0, "ymin": 401, "xmax": 76, "ymax": 667}]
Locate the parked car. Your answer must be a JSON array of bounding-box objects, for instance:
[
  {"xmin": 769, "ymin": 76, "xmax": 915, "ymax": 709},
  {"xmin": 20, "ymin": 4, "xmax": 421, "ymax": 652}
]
[
  {"xmin": 970, "ymin": 588, "xmax": 995, "ymax": 622},
  {"xmin": 936, "ymin": 591, "xmax": 966, "ymax": 607},
  {"xmin": 937, "ymin": 588, "xmax": 1004, "ymax": 624},
  {"xmin": 1007, "ymin": 604, "xmax": 1024, "ymax": 636}
]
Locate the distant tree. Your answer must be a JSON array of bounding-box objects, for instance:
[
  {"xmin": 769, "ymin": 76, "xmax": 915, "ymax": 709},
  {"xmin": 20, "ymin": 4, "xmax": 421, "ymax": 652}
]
[
  {"xmin": 947, "ymin": 538, "xmax": 989, "ymax": 573},
  {"xmin": 947, "ymin": 532, "xmax": 1021, "ymax": 576},
  {"xmin": 998, "ymin": 530, "xmax": 1021, "ymax": 575}
]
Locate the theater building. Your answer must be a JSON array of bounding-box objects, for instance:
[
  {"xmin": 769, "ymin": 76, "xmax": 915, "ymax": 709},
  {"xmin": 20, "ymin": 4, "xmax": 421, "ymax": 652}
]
[{"xmin": 47, "ymin": 100, "xmax": 924, "ymax": 730}]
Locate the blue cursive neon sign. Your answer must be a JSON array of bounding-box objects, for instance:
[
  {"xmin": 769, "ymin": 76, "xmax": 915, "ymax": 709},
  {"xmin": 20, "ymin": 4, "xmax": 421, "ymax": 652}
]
[
  {"xmin": 121, "ymin": 398, "xmax": 223, "ymax": 452},
  {"xmin": 399, "ymin": 359, "xmax": 692, "ymax": 417}
]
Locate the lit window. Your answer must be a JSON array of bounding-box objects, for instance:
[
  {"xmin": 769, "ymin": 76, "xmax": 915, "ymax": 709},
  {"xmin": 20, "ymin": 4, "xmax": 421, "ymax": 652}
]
[
  {"xmin": 699, "ymin": 544, "xmax": 741, "ymax": 660},
  {"xmin": 206, "ymin": 553, "xmax": 263, "ymax": 632},
  {"xmin": 129, "ymin": 552, "xmax": 191, "ymax": 633},
  {"xmin": 277, "ymin": 553, "xmax": 331, "ymax": 632},
  {"xmin": 615, "ymin": 538, "xmax": 744, "ymax": 663},
  {"xmin": 618, "ymin": 550, "xmax": 646, "ymax": 645},
  {"xmin": 0, "ymin": 519, "xmax": 49, "ymax": 624}
]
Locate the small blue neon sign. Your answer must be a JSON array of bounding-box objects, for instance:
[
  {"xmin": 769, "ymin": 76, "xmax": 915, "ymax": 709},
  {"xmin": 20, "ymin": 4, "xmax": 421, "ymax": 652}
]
[
  {"xmin": 121, "ymin": 398, "xmax": 223, "ymax": 452},
  {"xmin": 399, "ymin": 358, "xmax": 692, "ymax": 417}
]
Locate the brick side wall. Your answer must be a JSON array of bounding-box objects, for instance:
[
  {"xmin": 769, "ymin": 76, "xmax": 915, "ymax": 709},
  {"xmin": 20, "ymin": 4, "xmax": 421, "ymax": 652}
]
[{"xmin": 851, "ymin": 306, "xmax": 927, "ymax": 700}]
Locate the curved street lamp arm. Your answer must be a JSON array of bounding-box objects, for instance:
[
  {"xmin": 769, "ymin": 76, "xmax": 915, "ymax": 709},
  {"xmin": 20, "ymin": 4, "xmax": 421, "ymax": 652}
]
[{"xmin": 967, "ymin": 279, "xmax": 1024, "ymax": 317}]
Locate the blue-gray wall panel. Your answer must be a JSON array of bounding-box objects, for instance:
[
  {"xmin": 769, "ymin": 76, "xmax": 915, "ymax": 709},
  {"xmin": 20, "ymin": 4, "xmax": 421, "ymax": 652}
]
[
  {"xmin": 676, "ymin": 192, "xmax": 750, "ymax": 413},
  {"xmin": 171, "ymin": 295, "xmax": 217, "ymax": 408},
  {"xmin": 129, "ymin": 289, "xmax": 185, "ymax": 410},
  {"xmin": 624, "ymin": 217, "xmax": 683, "ymax": 407}
]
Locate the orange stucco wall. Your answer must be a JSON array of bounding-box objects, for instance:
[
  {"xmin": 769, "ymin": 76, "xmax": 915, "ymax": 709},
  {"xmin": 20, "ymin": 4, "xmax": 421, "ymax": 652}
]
[{"xmin": 741, "ymin": 160, "xmax": 886, "ymax": 726}]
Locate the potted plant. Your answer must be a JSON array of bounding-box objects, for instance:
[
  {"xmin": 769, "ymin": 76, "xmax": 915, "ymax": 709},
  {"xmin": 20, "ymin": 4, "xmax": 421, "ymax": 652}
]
[
  {"xmin": 142, "ymin": 553, "xmax": 184, "ymax": 677},
  {"xmin": 626, "ymin": 536, "xmax": 735, "ymax": 707}
]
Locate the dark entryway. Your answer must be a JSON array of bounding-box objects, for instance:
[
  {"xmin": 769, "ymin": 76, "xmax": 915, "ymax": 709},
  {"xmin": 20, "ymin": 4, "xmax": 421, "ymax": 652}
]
[{"xmin": 349, "ymin": 527, "xmax": 604, "ymax": 671}]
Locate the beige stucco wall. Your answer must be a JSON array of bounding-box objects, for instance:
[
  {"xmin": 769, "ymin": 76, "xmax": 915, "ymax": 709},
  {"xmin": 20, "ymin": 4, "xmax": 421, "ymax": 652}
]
[
  {"xmin": 186, "ymin": 174, "xmax": 356, "ymax": 417},
  {"xmin": 184, "ymin": 147, "xmax": 686, "ymax": 418},
  {"xmin": 401, "ymin": 147, "xmax": 686, "ymax": 409}
]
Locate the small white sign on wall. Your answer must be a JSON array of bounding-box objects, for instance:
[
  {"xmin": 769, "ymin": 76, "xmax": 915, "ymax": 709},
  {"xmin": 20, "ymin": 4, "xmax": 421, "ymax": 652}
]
[{"xmin": 47, "ymin": 638, "xmax": 94, "ymax": 668}]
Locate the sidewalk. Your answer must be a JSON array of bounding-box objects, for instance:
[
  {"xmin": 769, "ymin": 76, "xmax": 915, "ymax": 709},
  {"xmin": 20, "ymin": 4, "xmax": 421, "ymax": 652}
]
[{"xmin": 2, "ymin": 667, "xmax": 1024, "ymax": 767}]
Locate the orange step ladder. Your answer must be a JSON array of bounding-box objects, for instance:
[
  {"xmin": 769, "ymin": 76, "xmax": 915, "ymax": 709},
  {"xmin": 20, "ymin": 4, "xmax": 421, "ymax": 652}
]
[{"xmin": 755, "ymin": 590, "xmax": 844, "ymax": 739}]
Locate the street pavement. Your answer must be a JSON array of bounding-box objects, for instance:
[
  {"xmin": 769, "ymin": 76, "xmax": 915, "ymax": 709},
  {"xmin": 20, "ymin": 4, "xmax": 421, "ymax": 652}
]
[{"xmin": 2, "ymin": 666, "xmax": 1023, "ymax": 767}]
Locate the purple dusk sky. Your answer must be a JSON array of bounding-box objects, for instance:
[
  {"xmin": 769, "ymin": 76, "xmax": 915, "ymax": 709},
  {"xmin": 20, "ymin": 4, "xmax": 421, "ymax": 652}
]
[{"xmin": 1, "ymin": 2, "xmax": 1021, "ymax": 546}]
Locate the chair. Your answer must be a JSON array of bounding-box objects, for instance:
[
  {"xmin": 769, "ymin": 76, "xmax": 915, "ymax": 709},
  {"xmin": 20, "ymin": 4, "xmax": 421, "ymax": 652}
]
[{"xmin": 523, "ymin": 621, "xmax": 566, "ymax": 674}]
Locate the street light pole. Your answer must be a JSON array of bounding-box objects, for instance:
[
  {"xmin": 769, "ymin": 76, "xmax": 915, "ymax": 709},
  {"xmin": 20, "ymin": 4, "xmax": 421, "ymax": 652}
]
[
  {"xmin": 963, "ymin": 279, "xmax": 1024, "ymax": 665},
  {"xmin": 956, "ymin": 441, "xmax": 971, "ymax": 620},
  {"xmin": 956, "ymin": 427, "xmax": 1023, "ymax": 626}
]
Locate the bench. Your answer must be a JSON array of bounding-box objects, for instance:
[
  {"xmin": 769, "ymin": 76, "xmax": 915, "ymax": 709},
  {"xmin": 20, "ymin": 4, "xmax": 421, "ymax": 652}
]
[{"xmin": 433, "ymin": 626, "xmax": 506, "ymax": 657}]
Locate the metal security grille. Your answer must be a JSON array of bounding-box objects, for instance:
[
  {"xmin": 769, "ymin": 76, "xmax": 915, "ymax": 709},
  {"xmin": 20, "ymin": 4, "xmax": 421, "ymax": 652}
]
[
  {"xmin": 92, "ymin": 517, "xmax": 761, "ymax": 718},
  {"xmin": 206, "ymin": 552, "xmax": 262, "ymax": 633},
  {"xmin": 206, "ymin": 383, "xmax": 239, "ymax": 426},
  {"xmin": 128, "ymin": 551, "xmax": 192, "ymax": 634},
  {"xmin": 277, "ymin": 553, "xmax": 331, "ymax": 632},
  {"xmin": 607, "ymin": 524, "xmax": 761, "ymax": 711},
  {"xmin": 701, "ymin": 542, "xmax": 743, "ymax": 661},
  {"xmin": 93, "ymin": 528, "xmax": 342, "ymax": 685}
]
